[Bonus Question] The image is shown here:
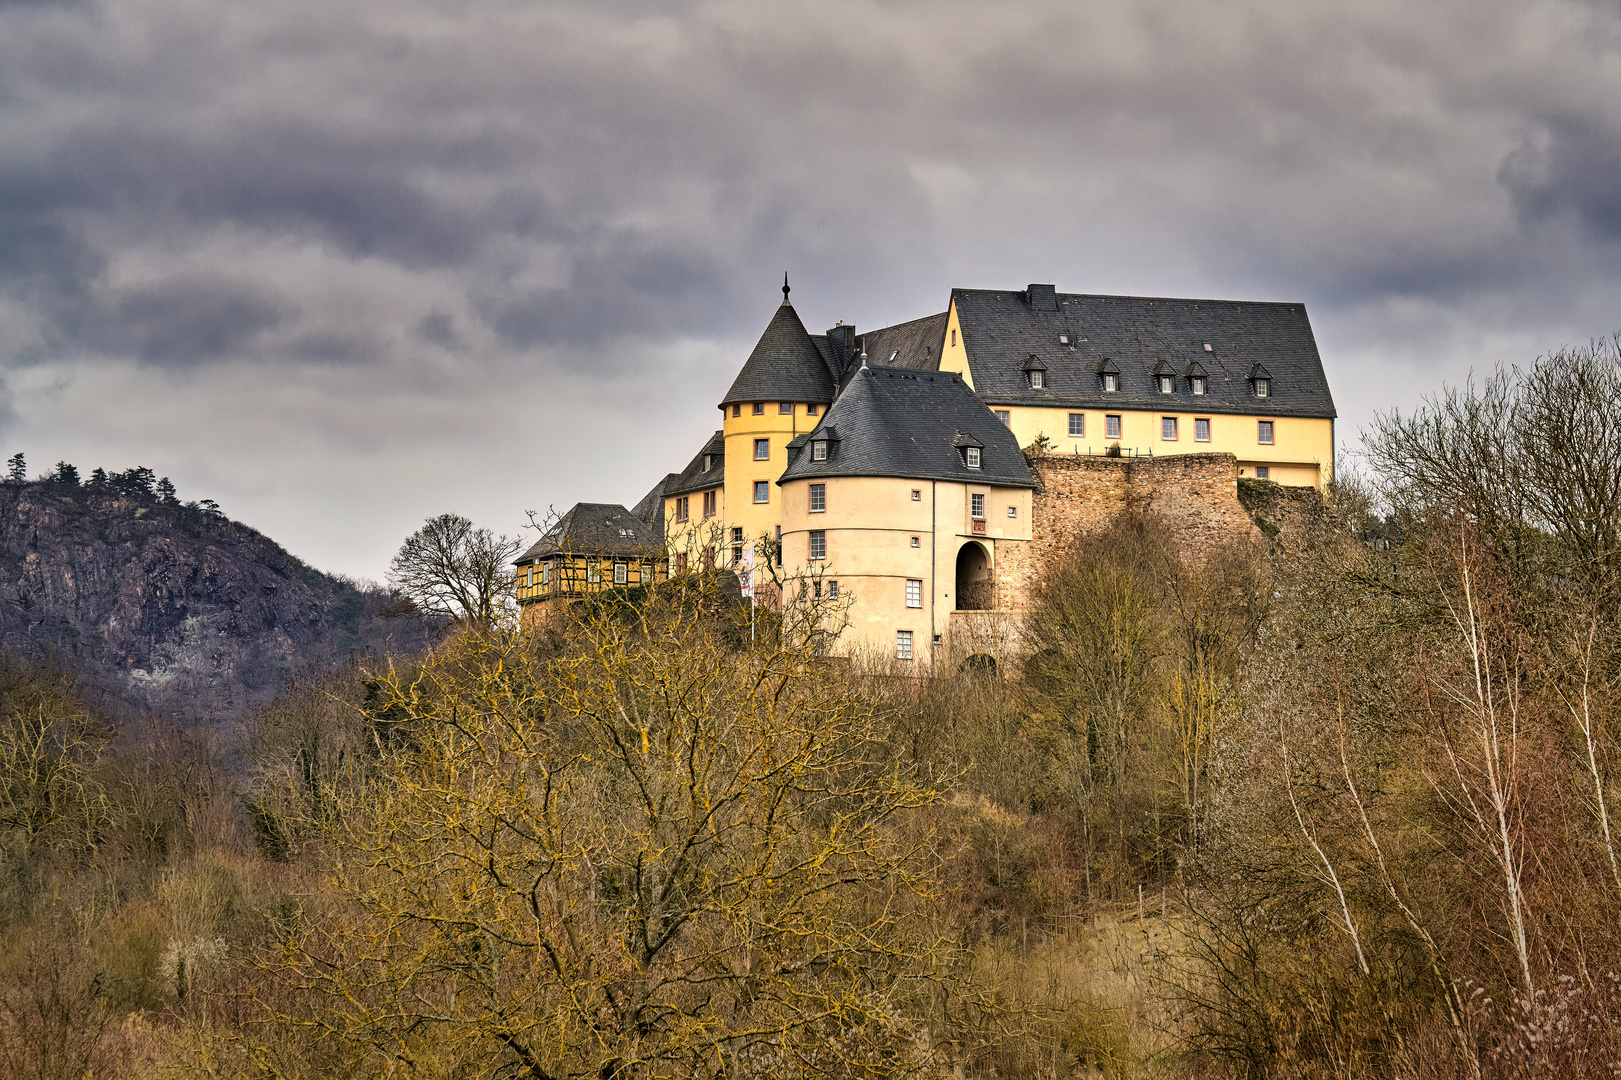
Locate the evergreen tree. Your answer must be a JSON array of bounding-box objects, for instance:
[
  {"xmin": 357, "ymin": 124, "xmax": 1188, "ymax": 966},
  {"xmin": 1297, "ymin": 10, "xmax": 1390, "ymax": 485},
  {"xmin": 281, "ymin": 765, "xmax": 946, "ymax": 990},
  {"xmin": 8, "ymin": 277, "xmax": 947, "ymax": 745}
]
[
  {"xmin": 51, "ymin": 462, "xmax": 80, "ymax": 486},
  {"xmin": 155, "ymin": 476, "xmax": 178, "ymax": 505},
  {"xmin": 110, "ymin": 466, "xmax": 156, "ymax": 497},
  {"xmin": 89, "ymin": 467, "xmax": 108, "ymax": 486},
  {"xmin": 6, "ymin": 453, "xmax": 24, "ymax": 484}
]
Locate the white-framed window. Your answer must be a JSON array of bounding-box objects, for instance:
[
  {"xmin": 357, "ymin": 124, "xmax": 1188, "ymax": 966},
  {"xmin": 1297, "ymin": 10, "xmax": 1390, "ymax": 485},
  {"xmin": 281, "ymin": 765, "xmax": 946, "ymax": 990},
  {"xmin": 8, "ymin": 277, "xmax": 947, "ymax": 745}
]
[
  {"xmin": 641, "ymin": 561, "xmax": 652, "ymax": 581},
  {"xmin": 779, "ymin": 401, "xmax": 793, "ymax": 414},
  {"xmin": 911, "ymin": 489, "xmax": 921, "ymax": 501},
  {"xmin": 1162, "ymin": 416, "xmax": 1178, "ymax": 441},
  {"xmin": 702, "ymin": 454, "xmax": 712, "ymax": 472},
  {"xmin": 828, "ymin": 580, "xmax": 839, "ymax": 598},
  {"xmin": 995, "ymin": 410, "xmax": 1011, "ymax": 427},
  {"xmin": 809, "ymin": 530, "xmax": 826, "ymax": 560},
  {"xmin": 754, "ymin": 481, "xmax": 769, "ymax": 503},
  {"xmin": 613, "ymin": 562, "xmax": 627, "ymax": 585},
  {"xmin": 1191, "ymin": 376, "xmax": 1206, "ymax": 395},
  {"xmin": 966, "ymin": 447, "xmax": 981, "ymax": 469},
  {"xmin": 906, "ymin": 579, "xmax": 922, "ymax": 608},
  {"xmin": 809, "ymin": 483, "xmax": 825, "ymax": 512},
  {"xmin": 589, "ymin": 565, "xmax": 601, "ymax": 583},
  {"xmin": 896, "ymin": 630, "xmax": 914, "ymax": 660},
  {"xmin": 1159, "ymin": 375, "xmax": 1174, "ymax": 394},
  {"xmin": 910, "ymin": 536, "xmax": 920, "ymax": 548},
  {"xmin": 811, "ymin": 440, "xmax": 827, "ymax": 462},
  {"xmin": 1103, "ymin": 372, "xmax": 1118, "ymax": 392},
  {"xmin": 1068, "ymin": 413, "xmax": 1084, "ymax": 437},
  {"xmin": 752, "ymin": 402, "xmax": 765, "ymax": 414},
  {"xmin": 1106, "ymin": 414, "xmax": 1122, "ymax": 439},
  {"xmin": 1029, "ymin": 371, "xmax": 1044, "ymax": 390},
  {"xmin": 971, "ymin": 493, "xmax": 985, "ymax": 519},
  {"xmin": 1258, "ymin": 420, "xmax": 1275, "ymax": 445},
  {"xmin": 1195, "ymin": 418, "xmax": 1210, "ymax": 442},
  {"xmin": 1007, "ymin": 506, "xmax": 1017, "ymax": 518},
  {"xmin": 542, "ymin": 563, "xmax": 551, "ymax": 585},
  {"xmin": 754, "ymin": 438, "xmax": 769, "ymax": 461},
  {"xmin": 1256, "ymin": 465, "xmax": 1271, "ymax": 480},
  {"xmin": 1256, "ymin": 378, "xmax": 1271, "ymax": 398},
  {"xmin": 731, "ymin": 526, "xmax": 743, "ymax": 565}
]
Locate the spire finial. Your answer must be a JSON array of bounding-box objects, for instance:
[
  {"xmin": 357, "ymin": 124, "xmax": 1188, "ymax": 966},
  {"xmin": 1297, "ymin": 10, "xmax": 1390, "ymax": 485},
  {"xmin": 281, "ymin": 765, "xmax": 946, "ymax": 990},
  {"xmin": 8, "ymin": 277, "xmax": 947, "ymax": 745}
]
[{"xmin": 782, "ymin": 272, "xmax": 791, "ymax": 304}]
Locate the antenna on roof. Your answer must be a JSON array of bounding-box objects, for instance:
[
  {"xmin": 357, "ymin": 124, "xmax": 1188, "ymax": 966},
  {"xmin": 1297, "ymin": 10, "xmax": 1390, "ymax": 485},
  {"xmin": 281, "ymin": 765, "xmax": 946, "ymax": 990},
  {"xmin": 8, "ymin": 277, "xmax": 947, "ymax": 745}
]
[{"xmin": 782, "ymin": 272, "xmax": 791, "ymax": 305}]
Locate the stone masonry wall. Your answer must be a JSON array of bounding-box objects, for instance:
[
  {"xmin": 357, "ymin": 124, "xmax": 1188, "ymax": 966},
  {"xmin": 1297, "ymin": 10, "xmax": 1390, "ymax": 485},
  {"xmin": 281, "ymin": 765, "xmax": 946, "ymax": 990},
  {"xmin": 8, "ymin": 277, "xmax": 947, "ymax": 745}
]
[{"xmin": 994, "ymin": 452, "xmax": 1261, "ymax": 616}]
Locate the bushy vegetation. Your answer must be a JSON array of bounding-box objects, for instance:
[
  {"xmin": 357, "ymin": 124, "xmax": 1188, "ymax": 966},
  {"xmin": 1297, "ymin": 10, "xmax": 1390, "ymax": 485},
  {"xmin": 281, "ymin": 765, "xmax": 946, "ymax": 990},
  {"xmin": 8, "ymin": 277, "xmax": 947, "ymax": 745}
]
[{"xmin": 4, "ymin": 341, "xmax": 1621, "ymax": 1077}]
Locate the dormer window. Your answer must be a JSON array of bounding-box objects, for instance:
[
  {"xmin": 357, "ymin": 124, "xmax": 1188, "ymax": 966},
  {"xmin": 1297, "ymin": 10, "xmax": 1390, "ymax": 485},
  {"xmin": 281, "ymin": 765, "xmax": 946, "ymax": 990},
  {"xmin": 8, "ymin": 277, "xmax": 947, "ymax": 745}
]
[
  {"xmin": 811, "ymin": 440, "xmax": 827, "ymax": 462},
  {"xmin": 1022, "ymin": 354, "xmax": 1048, "ymax": 390},
  {"xmin": 701, "ymin": 454, "xmax": 712, "ymax": 472},
  {"xmin": 1029, "ymin": 370, "xmax": 1044, "ymax": 390},
  {"xmin": 1256, "ymin": 378, "xmax": 1271, "ymax": 398},
  {"xmin": 1191, "ymin": 376, "xmax": 1206, "ymax": 395},
  {"xmin": 1158, "ymin": 375, "xmax": 1174, "ymax": 394},
  {"xmin": 1103, "ymin": 372, "xmax": 1118, "ymax": 392},
  {"xmin": 966, "ymin": 447, "xmax": 981, "ymax": 469}
]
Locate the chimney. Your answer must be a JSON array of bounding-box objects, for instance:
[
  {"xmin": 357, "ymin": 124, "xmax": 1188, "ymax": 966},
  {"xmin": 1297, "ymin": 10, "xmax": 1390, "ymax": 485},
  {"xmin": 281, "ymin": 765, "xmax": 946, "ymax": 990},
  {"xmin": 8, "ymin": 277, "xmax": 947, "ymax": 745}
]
[
  {"xmin": 827, "ymin": 323, "xmax": 857, "ymax": 369},
  {"xmin": 1026, "ymin": 283, "xmax": 1058, "ymax": 311}
]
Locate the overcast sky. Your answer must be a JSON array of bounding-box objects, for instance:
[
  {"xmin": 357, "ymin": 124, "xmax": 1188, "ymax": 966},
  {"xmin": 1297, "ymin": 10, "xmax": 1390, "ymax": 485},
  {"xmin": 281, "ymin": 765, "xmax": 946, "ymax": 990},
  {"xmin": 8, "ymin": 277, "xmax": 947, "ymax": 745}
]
[{"xmin": 2, "ymin": 0, "xmax": 1618, "ymax": 580}]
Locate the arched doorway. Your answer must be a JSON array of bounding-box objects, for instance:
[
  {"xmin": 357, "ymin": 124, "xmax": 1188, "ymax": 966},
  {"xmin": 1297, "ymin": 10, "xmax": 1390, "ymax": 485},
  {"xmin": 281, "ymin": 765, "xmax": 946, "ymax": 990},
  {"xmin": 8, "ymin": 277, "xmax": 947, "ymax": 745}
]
[{"xmin": 955, "ymin": 542, "xmax": 992, "ymax": 610}]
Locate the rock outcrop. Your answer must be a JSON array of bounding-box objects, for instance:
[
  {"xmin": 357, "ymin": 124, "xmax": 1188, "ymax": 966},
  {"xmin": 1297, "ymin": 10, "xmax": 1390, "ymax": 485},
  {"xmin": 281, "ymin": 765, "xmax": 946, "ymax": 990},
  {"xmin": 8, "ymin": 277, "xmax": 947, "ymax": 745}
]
[{"xmin": 0, "ymin": 480, "xmax": 420, "ymax": 722}]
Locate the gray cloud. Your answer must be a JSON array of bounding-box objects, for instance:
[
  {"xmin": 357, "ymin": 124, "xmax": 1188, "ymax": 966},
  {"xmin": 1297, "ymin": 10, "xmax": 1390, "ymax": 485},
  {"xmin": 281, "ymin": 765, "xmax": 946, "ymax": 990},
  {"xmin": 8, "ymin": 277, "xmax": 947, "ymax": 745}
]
[{"xmin": 1, "ymin": 0, "xmax": 1619, "ymax": 575}]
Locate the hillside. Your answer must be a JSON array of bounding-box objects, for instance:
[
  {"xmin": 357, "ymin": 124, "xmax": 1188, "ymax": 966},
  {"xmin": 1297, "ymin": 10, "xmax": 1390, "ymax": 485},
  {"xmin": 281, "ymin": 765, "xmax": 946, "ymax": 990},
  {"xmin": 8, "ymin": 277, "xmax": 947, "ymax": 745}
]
[{"xmin": 0, "ymin": 477, "xmax": 424, "ymax": 722}]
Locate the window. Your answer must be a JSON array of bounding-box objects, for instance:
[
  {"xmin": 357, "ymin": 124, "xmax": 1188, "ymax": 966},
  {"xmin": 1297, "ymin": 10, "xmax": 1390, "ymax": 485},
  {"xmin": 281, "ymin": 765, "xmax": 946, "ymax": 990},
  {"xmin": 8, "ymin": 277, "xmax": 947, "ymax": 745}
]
[
  {"xmin": 911, "ymin": 489, "xmax": 921, "ymax": 501},
  {"xmin": 1106, "ymin": 414, "xmax": 1122, "ymax": 439},
  {"xmin": 732, "ymin": 404, "xmax": 742, "ymax": 417},
  {"xmin": 809, "ymin": 530, "xmax": 826, "ymax": 560},
  {"xmin": 811, "ymin": 441, "xmax": 827, "ymax": 462},
  {"xmin": 812, "ymin": 580, "xmax": 822, "ymax": 599},
  {"xmin": 613, "ymin": 562, "xmax": 627, "ymax": 586},
  {"xmin": 754, "ymin": 438, "xmax": 769, "ymax": 460},
  {"xmin": 896, "ymin": 630, "xmax": 914, "ymax": 660},
  {"xmin": 1159, "ymin": 375, "xmax": 1174, "ymax": 394},
  {"xmin": 1255, "ymin": 378, "xmax": 1270, "ymax": 398},
  {"xmin": 776, "ymin": 525, "xmax": 782, "ymax": 566},
  {"xmin": 1256, "ymin": 466, "xmax": 1271, "ymax": 480},
  {"xmin": 828, "ymin": 580, "xmax": 838, "ymax": 599},
  {"xmin": 809, "ymin": 483, "xmax": 825, "ymax": 512},
  {"xmin": 754, "ymin": 481, "xmax": 769, "ymax": 503},
  {"xmin": 807, "ymin": 403, "xmax": 818, "ymax": 416},
  {"xmin": 965, "ymin": 447, "xmax": 981, "ymax": 469},
  {"xmin": 1258, "ymin": 420, "xmax": 1275, "ymax": 445},
  {"xmin": 752, "ymin": 402, "xmax": 765, "ymax": 414},
  {"xmin": 906, "ymin": 579, "xmax": 922, "ymax": 608},
  {"xmin": 1007, "ymin": 506, "xmax": 1017, "ymax": 518},
  {"xmin": 542, "ymin": 563, "xmax": 551, "ymax": 585},
  {"xmin": 1068, "ymin": 413, "xmax": 1084, "ymax": 437},
  {"xmin": 1162, "ymin": 416, "xmax": 1178, "ymax": 441},
  {"xmin": 675, "ymin": 552, "xmax": 687, "ymax": 573},
  {"xmin": 702, "ymin": 489, "xmax": 716, "ymax": 517},
  {"xmin": 701, "ymin": 454, "xmax": 712, "ymax": 472},
  {"xmin": 910, "ymin": 536, "xmax": 920, "ymax": 548},
  {"xmin": 1103, "ymin": 372, "xmax": 1118, "ymax": 392},
  {"xmin": 641, "ymin": 561, "xmax": 652, "ymax": 581},
  {"xmin": 588, "ymin": 565, "xmax": 601, "ymax": 583},
  {"xmin": 1195, "ymin": 418, "xmax": 1210, "ymax": 442},
  {"xmin": 779, "ymin": 402, "xmax": 793, "ymax": 414},
  {"xmin": 675, "ymin": 495, "xmax": 689, "ymax": 522},
  {"xmin": 971, "ymin": 493, "xmax": 985, "ymax": 519},
  {"xmin": 1029, "ymin": 370, "xmax": 1044, "ymax": 390},
  {"xmin": 1191, "ymin": 376, "xmax": 1206, "ymax": 395},
  {"xmin": 995, "ymin": 410, "xmax": 1011, "ymax": 427},
  {"xmin": 731, "ymin": 526, "xmax": 743, "ymax": 564},
  {"xmin": 951, "ymin": 328, "xmax": 957, "ymax": 346},
  {"xmin": 526, "ymin": 564, "xmax": 534, "ymax": 588}
]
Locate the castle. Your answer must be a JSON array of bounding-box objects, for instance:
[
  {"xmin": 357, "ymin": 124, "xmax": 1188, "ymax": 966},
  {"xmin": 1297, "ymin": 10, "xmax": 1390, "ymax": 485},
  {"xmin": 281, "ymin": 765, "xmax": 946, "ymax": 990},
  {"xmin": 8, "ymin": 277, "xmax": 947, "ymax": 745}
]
[{"xmin": 515, "ymin": 278, "xmax": 1336, "ymax": 666}]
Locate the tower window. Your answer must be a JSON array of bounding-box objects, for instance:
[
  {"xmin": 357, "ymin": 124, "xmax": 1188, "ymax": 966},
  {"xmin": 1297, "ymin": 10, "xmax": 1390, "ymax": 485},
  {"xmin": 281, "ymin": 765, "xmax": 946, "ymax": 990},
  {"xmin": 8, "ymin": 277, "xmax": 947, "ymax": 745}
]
[
  {"xmin": 753, "ymin": 402, "xmax": 765, "ymax": 415},
  {"xmin": 1068, "ymin": 413, "xmax": 1084, "ymax": 436},
  {"xmin": 754, "ymin": 481, "xmax": 769, "ymax": 503},
  {"xmin": 906, "ymin": 579, "xmax": 922, "ymax": 608},
  {"xmin": 754, "ymin": 438, "xmax": 769, "ymax": 460},
  {"xmin": 732, "ymin": 404, "xmax": 742, "ymax": 417},
  {"xmin": 1106, "ymin": 414, "xmax": 1122, "ymax": 439},
  {"xmin": 828, "ymin": 580, "xmax": 839, "ymax": 598},
  {"xmin": 809, "ymin": 483, "xmax": 825, "ymax": 512},
  {"xmin": 731, "ymin": 526, "xmax": 743, "ymax": 564},
  {"xmin": 910, "ymin": 536, "xmax": 920, "ymax": 547},
  {"xmin": 1258, "ymin": 420, "xmax": 1275, "ymax": 445},
  {"xmin": 896, "ymin": 630, "xmax": 914, "ymax": 659},
  {"xmin": 809, "ymin": 530, "xmax": 826, "ymax": 560}
]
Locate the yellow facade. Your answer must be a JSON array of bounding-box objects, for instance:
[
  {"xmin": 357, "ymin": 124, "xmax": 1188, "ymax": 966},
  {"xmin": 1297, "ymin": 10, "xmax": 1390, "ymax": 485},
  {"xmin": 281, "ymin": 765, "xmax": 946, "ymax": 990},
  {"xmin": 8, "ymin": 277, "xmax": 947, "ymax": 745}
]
[
  {"xmin": 778, "ymin": 475, "xmax": 1032, "ymax": 665},
  {"xmin": 516, "ymin": 551, "xmax": 667, "ymax": 629}
]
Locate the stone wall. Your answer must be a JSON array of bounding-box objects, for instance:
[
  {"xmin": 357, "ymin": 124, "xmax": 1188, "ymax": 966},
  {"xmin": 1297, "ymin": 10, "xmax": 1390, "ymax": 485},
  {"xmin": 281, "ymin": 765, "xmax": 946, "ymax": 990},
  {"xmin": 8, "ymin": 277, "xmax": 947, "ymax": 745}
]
[{"xmin": 994, "ymin": 451, "xmax": 1262, "ymax": 616}]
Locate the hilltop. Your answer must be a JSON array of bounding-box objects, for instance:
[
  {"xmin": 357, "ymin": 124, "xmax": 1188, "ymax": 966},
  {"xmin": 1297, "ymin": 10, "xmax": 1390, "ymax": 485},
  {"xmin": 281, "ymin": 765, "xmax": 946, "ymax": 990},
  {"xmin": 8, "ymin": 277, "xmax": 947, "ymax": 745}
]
[{"xmin": 0, "ymin": 476, "xmax": 426, "ymax": 722}]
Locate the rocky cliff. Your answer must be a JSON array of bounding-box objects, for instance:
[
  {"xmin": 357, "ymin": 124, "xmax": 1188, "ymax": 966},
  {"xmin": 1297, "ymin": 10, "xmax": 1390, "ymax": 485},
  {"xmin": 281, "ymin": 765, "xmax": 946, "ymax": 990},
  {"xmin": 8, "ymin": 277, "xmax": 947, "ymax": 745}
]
[{"xmin": 0, "ymin": 479, "xmax": 423, "ymax": 722}]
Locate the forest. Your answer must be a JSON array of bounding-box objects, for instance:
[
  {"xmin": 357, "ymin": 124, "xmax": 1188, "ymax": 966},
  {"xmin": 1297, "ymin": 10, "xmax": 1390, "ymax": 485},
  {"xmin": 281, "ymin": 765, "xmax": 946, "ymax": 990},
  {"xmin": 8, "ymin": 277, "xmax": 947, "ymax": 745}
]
[{"xmin": 3, "ymin": 340, "xmax": 1621, "ymax": 1079}]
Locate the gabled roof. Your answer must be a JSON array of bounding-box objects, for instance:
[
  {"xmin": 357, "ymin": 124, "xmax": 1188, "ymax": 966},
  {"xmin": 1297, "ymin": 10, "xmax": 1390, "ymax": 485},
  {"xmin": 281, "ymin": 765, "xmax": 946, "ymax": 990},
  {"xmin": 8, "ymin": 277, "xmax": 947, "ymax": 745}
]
[
  {"xmin": 951, "ymin": 287, "xmax": 1336, "ymax": 418},
  {"xmin": 720, "ymin": 295, "xmax": 839, "ymax": 407},
  {"xmin": 630, "ymin": 473, "xmax": 677, "ymax": 548},
  {"xmin": 854, "ymin": 312, "xmax": 948, "ymax": 376},
  {"xmin": 779, "ymin": 365, "xmax": 1035, "ymax": 488},
  {"xmin": 517, "ymin": 503, "xmax": 660, "ymax": 563},
  {"xmin": 664, "ymin": 430, "xmax": 726, "ymax": 498}
]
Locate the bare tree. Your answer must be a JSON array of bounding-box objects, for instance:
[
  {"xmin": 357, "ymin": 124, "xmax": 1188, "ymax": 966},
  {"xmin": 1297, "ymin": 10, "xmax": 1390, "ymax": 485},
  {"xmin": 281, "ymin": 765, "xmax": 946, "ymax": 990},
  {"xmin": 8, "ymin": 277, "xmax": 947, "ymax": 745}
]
[{"xmin": 386, "ymin": 512, "xmax": 520, "ymax": 629}]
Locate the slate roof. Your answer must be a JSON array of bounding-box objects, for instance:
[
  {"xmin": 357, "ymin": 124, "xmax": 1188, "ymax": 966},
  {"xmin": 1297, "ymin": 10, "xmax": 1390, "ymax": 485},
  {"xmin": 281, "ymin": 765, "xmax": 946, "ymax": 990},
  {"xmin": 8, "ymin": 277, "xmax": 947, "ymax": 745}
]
[
  {"xmin": 952, "ymin": 287, "xmax": 1336, "ymax": 419},
  {"xmin": 630, "ymin": 473, "xmax": 677, "ymax": 548},
  {"xmin": 516, "ymin": 502, "xmax": 662, "ymax": 563},
  {"xmin": 855, "ymin": 312, "xmax": 948, "ymax": 375},
  {"xmin": 663, "ymin": 430, "xmax": 726, "ymax": 498},
  {"xmin": 779, "ymin": 365, "xmax": 1035, "ymax": 488},
  {"xmin": 720, "ymin": 298, "xmax": 839, "ymax": 407}
]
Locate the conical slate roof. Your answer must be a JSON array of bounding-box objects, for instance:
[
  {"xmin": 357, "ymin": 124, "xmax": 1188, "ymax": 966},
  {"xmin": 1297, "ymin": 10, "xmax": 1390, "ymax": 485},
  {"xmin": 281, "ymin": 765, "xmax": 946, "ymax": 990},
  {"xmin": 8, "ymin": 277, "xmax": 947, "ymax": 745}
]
[{"xmin": 720, "ymin": 296, "xmax": 839, "ymax": 407}]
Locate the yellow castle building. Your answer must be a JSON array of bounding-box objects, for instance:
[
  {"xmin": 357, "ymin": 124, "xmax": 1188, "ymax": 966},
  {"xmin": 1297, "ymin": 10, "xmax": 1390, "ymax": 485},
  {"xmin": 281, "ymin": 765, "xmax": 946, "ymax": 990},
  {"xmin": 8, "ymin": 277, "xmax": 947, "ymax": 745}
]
[{"xmin": 519, "ymin": 277, "xmax": 1336, "ymax": 660}]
